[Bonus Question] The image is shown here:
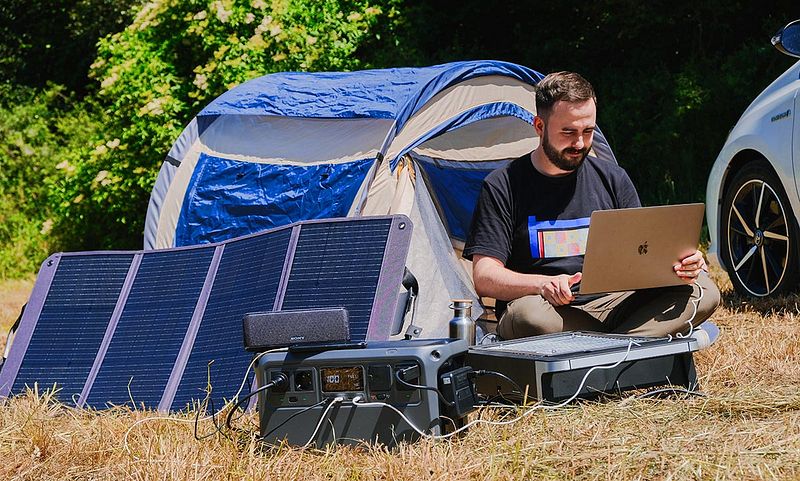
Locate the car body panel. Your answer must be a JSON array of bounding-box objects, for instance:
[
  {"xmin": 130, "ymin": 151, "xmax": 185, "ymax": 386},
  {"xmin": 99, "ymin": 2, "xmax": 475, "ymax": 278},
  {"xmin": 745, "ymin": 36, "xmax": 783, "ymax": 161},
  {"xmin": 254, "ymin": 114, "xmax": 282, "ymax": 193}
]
[
  {"xmin": 794, "ymin": 84, "xmax": 800, "ymax": 196},
  {"xmin": 705, "ymin": 59, "xmax": 800, "ymax": 270}
]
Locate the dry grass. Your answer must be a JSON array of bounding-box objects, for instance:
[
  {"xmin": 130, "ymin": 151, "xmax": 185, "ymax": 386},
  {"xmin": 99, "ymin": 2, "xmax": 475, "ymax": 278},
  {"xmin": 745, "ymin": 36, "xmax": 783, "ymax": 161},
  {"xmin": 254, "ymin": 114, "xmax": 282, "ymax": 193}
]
[
  {"xmin": 3, "ymin": 268, "xmax": 800, "ymax": 480},
  {"xmin": 0, "ymin": 278, "xmax": 33, "ymax": 349}
]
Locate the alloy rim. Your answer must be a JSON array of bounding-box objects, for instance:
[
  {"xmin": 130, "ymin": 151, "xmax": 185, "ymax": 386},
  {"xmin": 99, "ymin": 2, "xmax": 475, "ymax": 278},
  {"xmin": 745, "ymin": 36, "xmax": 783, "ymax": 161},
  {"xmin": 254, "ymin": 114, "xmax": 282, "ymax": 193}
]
[{"xmin": 727, "ymin": 179, "xmax": 790, "ymax": 296}]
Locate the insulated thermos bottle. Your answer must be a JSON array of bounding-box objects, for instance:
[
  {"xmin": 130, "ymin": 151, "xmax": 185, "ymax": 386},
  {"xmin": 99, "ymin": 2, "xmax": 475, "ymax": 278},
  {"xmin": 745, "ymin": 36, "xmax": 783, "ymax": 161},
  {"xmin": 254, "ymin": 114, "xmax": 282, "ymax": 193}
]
[{"xmin": 448, "ymin": 299, "xmax": 476, "ymax": 346}]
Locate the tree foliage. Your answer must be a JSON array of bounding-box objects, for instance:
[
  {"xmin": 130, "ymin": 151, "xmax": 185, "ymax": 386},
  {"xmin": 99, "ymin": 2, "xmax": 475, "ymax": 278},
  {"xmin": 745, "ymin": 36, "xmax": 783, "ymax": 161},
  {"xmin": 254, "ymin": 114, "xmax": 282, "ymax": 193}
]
[
  {"xmin": 0, "ymin": 0, "xmax": 137, "ymax": 92},
  {"xmin": 50, "ymin": 0, "xmax": 406, "ymax": 252},
  {"xmin": 0, "ymin": 85, "xmax": 106, "ymax": 275},
  {"xmin": 0, "ymin": 0, "xmax": 798, "ymax": 278},
  {"xmin": 399, "ymin": 0, "xmax": 798, "ymax": 204}
]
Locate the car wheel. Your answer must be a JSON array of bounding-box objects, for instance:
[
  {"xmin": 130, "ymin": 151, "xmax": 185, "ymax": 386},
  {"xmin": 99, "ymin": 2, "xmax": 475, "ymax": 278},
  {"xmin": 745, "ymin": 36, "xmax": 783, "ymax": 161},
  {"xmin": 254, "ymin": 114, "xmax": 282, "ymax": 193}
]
[{"xmin": 721, "ymin": 159, "xmax": 799, "ymax": 297}]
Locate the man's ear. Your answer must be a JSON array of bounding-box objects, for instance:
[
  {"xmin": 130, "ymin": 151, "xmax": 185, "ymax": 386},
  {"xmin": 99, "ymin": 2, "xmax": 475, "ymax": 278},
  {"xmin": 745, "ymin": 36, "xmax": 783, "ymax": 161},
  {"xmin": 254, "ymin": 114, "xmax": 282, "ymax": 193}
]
[{"xmin": 533, "ymin": 116, "xmax": 545, "ymax": 137}]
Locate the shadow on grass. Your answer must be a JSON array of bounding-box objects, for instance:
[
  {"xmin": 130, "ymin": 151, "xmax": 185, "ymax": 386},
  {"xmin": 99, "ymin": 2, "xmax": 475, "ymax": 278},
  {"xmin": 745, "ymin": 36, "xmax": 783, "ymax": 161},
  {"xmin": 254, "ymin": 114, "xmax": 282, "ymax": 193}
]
[{"xmin": 721, "ymin": 289, "xmax": 800, "ymax": 317}]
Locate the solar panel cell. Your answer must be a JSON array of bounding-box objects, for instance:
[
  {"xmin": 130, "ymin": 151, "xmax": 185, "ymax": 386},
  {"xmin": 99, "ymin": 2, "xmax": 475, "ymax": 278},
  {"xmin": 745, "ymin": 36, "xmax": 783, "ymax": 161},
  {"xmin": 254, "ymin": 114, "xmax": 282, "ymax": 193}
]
[
  {"xmin": 170, "ymin": 229, "xmax": 291, "ymax": 411},
  {"xmin": 281, "ymin": 220, "xmax": 390, "ymax": 341},
  {"xmin": 11, "ymin": 255, "xmax": 133, "ymax": 401},
  {"xmin": 85, "ymin": 249, "xmax": 214, "ymax": 409}
]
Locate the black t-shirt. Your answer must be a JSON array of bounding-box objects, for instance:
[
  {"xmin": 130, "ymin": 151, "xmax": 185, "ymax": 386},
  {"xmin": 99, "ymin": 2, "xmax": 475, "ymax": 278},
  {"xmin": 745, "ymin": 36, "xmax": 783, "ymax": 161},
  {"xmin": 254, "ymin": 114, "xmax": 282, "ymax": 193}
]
[{"xmin": 463, "ymin": 153, "xmax": 641, "ymax": 278}]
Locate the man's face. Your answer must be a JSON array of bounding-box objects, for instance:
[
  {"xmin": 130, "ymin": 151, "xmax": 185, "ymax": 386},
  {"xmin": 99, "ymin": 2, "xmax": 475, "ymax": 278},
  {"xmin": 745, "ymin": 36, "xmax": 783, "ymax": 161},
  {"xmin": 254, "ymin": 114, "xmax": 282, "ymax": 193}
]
[{"xmin": 535, "ymin": 99, "xmax": 596, "ymax": 172}]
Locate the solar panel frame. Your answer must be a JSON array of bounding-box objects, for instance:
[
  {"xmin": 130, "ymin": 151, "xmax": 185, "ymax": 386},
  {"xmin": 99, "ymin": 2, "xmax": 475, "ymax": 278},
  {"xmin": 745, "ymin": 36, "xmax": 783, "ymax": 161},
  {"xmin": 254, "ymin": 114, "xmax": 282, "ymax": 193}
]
[
  {"xmin": 365, "ymin": 215, "xmax": 412, "ymax": 339},
  {"xmin": 76, "ymin": 253, "xmax": 142, "ymax": 407},
  {"xmin": 280, "ymin": 220, "xmax": 389, "ymax": 341},
  {"xmin": 0, "ymin": 215, "xmax": 413, "ymax": 412},
  {"xmin": 0, "ymin": 252, "xmax": 140, "ymax": 401},
  {"xmin": 158, "ymin": 244, "xmax": 224, "ymax": 411},
  {"xmin": 166, "ymin": 227, "xmax": 293, "ymax": 411},
  {"xmin": 0, "ymin": 254, "xmax": 61, "ymax": 399},
  {"xmin": 83, "ymin": 247, "xmax": 215, "ymax": 409},
  {"xmin": 277, "ymin": 216, "xmax": 412, "ymax": 341}
]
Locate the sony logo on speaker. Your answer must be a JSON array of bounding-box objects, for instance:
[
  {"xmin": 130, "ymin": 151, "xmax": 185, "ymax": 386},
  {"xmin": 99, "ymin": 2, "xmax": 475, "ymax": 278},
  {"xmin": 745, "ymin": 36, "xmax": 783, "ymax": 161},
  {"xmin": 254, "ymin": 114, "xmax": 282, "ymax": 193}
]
[{"xmin": 290, "ymin": 336, "xmax": 306, "ymax": 342}]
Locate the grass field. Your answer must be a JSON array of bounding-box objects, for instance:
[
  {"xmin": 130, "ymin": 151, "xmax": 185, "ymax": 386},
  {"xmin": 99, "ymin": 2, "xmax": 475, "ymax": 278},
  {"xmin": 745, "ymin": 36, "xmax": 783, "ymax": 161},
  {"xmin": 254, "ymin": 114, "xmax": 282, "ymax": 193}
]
[{"xmin": 2, "ymin": 268, "xmax": 800, "ymax": 480}]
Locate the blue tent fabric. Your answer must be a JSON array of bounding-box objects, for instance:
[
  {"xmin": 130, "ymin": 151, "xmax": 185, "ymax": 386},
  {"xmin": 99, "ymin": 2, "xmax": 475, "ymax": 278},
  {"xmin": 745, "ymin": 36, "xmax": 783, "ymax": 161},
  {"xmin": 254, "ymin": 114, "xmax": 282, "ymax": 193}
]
[
  {"xmin": 175, "ymin": 153, "xmax": 374, "ymax": 246},
  {"xmin": 417, "ymin": 161, "xmax": 499, "ymax": 242},
  {"xmin": 148, "ymin": 61, "xmax": 624, "ymax": 254},
  {"xmin": 198, "ymin": 60, "xmax": 542, "ymax": 130},
  {"xmin": 164, "ymin": 61, "xmax": 548, "ymax": 248}
]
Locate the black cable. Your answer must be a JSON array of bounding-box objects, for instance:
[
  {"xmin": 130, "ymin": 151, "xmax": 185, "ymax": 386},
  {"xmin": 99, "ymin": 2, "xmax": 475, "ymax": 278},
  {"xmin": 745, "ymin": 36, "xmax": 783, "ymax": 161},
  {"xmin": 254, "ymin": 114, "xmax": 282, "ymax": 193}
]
[
  {"xmin": 194, "ymin": 396, "xmax": 214, "ymax": 441},
  {"xmin": 473, "ymin": 369, "xmax": 523, "ymax": 394},
  {"xmin": 260, "ymin": 399, "xmax": 330, "ymax": 441},
  {"xmin": 394, "ymin": 369, "xmax": 454, "ymax": 407},
  {"xmin": 480, "ymin": 392, "xmax": 520, "ymax": 407},
  {"xmin": 402, "ymin": 268, "xmax": 420, "ymax": 339},
  {"xmin": 194, "ymin": 395, "xmax": 231, "ymax": 441},
  {"xmin": 224, "ymin": 382, "xmax": 273, "ymax": 431},
  {"xmin": 194, "ymin": 361, "xmax": 231, "ymax": 441},
  {"xmin": 225, "ymin": 375, "xmax": 286, "ymax": 432},
  {"xmin": 2, "ymin": 303, "xmax": 25, "ymax": 370},
  {"xmin": 221, "ymin": 380, "xmax": 255, "ymax": 430}
]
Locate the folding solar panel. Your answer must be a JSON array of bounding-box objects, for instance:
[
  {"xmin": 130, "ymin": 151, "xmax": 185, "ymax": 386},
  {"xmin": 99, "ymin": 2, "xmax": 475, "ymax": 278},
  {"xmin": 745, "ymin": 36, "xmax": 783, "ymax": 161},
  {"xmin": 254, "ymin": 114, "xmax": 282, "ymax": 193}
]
[
  {"xmin": 0, "ymin": 216, "xmax": 412, "ymax": 412},
  {"xmin": 8, "ymin": 254, "xmax": 134, "ymax": 402},
  {"xmin": 84, "ymin": 248, "xmax": 215, "ymax": 409},
  {"xmin": 168, "ymin": 229, "xmax": 291, "ymax": 411},
  {"xmin": 282, "ymin": 219, "xmax": 393, "ymax": 340}
]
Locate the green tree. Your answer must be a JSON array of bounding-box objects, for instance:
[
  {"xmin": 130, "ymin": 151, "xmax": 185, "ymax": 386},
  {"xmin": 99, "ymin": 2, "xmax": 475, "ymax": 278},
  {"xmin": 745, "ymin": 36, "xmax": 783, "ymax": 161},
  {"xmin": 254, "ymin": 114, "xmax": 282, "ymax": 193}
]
[
  {"xmin": 0, "ymin": 0, "xmax": 138, "ymax": 92},
  {"xmin": 51, "ymin": 0, "xmax": 409, "ymax": 251},
  {"xmin": 399, "ymin": 0, "xmax": 798, "ymax": 204},
  {"xmin": 0, "ymin": 85, "xmax": 106, "ymax": 276}
]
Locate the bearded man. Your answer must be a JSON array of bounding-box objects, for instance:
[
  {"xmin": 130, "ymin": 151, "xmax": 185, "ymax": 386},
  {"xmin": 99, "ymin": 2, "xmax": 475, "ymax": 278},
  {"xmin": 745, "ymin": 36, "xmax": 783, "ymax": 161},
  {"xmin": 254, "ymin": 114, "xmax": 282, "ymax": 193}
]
[{"xmin": 463, "ymin": 71, "xmax": 720, "ymax": 339}]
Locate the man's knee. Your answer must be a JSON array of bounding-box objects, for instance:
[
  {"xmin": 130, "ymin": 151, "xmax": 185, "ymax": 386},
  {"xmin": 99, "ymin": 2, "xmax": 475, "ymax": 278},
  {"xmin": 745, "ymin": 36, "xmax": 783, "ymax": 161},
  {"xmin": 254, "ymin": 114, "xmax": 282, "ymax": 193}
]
[
  {"xmin": 693, "ymin": 273, "xmax": 721, "ymax": 327},
  {"xmin": 612, "ymin": 273, "xmax": 722, "ymax": 337},
  {"xmin": 498, "ymin": 295, "xmax": 562, "ymax": 339}
]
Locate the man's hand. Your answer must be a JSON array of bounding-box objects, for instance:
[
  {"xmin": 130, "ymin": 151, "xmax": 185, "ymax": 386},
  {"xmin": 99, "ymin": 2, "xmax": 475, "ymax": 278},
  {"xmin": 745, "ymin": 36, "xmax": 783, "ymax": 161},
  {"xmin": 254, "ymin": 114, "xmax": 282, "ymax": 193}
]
[
  {"xmin": 540, "ymin": 272, "xmax": 582, "ymax": 306},
  {"xmin": 674, "ymin": 250, "xmax": 707, "ymax": 282}
]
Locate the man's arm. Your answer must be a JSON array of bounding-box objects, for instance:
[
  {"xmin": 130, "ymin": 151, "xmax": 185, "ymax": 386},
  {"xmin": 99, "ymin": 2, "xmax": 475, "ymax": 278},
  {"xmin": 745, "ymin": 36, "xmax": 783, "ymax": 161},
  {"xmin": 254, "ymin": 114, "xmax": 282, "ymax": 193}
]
[{"xmin": 473, "ymin": 254, "xmax": 582, "ymax": 307}]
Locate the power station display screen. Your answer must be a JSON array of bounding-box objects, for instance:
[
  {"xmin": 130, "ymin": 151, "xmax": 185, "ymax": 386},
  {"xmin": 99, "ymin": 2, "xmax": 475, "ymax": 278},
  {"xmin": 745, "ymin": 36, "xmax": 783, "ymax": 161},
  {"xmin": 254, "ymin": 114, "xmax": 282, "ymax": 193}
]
[{"xmin": 321, "ymin": 367, "xmax": 363, "ymax": 392}]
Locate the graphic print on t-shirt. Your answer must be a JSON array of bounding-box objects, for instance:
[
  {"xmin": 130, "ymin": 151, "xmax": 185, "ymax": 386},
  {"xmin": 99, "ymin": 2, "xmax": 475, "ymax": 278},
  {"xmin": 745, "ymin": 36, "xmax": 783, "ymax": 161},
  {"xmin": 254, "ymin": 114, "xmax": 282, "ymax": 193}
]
[{"xmin": 528, "ymin": 216, "xmax": 590, "ymax": 259}]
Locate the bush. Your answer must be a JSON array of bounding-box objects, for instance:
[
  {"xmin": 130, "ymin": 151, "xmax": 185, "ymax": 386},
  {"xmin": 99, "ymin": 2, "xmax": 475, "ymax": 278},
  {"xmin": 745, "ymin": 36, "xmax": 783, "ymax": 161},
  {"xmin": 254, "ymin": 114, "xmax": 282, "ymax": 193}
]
[
  {"xmin": 0, "ymin": 84, "xmax": 105, "ymax": 276},
  {"xmin": 49, "ymin": 0, "xmax": 408, "ymax": 252},
  {"xmin": 0, "ymin": 0, "xmax": 138, "ymax": 92}
]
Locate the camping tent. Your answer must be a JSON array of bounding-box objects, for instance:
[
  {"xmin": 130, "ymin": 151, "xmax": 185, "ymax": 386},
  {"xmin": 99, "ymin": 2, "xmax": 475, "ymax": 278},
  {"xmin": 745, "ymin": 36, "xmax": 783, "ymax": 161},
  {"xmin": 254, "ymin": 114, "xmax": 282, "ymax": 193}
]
[{"xmin": 144, "ymin": 60, "xmax": 618, "ymax": 337}]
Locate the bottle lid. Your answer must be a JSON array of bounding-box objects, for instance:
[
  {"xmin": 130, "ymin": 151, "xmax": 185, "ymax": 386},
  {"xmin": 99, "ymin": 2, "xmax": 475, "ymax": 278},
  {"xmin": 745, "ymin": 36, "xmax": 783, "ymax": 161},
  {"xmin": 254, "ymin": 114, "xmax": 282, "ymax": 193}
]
[{"xmin": 450, "ymin": 299, "xmax": 473, "ymax": 307}]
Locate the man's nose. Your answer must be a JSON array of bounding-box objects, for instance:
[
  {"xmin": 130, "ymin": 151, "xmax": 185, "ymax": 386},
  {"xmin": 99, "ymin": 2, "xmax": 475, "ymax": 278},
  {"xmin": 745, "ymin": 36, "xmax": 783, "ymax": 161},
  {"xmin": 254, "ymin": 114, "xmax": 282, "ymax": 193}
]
[{"xmin": 573, "ymin": 136, "xmax": 585, "ymax": 149}]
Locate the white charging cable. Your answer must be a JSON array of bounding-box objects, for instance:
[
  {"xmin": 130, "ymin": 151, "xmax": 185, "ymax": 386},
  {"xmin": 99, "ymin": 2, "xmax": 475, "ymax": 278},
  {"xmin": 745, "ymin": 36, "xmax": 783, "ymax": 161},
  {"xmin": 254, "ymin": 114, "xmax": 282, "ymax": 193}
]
[
  {"xmin": 668, "ymin": 280, "xmax": 705, "ymax": 342},
  {"xmin": 302, "ymin": 396, "xmax": 344, "ymax": 448},
  {"xmin": 350, "ymin": 339, "xmax": 635, "ymax": 440}
]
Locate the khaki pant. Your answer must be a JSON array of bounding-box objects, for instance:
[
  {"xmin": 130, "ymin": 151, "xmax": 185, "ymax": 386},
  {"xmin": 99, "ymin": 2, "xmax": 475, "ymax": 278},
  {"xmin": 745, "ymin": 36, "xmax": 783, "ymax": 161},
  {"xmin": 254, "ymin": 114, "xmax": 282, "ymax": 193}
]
[{"xmin": 497, "ymin": 272, "xmax": 721, "ymax": 339}]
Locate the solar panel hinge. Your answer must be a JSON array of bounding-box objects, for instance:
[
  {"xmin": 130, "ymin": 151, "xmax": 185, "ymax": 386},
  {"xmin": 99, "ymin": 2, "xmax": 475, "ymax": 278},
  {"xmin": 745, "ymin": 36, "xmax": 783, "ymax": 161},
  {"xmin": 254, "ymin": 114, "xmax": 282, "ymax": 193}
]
[{"xmin": 404, "ymin": 323, "xmax": 423, "ymax": 339}]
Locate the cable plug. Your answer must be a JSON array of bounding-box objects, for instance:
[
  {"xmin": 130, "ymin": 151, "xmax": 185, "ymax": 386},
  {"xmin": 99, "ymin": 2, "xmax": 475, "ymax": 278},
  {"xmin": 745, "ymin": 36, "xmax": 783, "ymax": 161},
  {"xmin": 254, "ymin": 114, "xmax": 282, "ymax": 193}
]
[
  {"xmin": 397, "ymin": 364, "xmax": 420, "ymax": 382},
  {"xmin": 269, "ymin": 372, "xmax": 289, "ymax": 390}
]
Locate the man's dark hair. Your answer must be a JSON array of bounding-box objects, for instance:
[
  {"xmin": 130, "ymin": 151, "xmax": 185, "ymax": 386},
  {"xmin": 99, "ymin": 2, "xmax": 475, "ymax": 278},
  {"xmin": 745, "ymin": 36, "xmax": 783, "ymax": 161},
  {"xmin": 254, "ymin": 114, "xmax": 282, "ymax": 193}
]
[{"xmin": 535, "ymin": 71, "xmax": 596, "ymax": 118}]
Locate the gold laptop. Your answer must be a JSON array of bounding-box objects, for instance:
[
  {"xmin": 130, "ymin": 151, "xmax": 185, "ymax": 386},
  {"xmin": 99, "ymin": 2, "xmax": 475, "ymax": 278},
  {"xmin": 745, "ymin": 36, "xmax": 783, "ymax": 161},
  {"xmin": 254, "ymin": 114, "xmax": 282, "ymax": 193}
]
[{"xmin": 577, "ymin": 203, "xmax": 705, "ymax": 295}]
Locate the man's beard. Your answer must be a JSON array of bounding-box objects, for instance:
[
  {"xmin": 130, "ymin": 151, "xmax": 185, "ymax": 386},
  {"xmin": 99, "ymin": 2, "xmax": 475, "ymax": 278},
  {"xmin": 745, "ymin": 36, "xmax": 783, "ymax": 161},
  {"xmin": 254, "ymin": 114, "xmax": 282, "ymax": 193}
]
[{"xmin": 541, "ymin": 132, "xmax": 590, "ymax": 172}]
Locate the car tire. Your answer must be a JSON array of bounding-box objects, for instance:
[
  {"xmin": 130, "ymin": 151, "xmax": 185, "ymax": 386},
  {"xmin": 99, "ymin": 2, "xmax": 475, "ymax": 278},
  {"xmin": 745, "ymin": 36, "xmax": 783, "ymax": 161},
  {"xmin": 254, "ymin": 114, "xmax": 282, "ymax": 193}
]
[{"xmin": 720, "ymin": 159, "xmax": 800, "ymax": 297}]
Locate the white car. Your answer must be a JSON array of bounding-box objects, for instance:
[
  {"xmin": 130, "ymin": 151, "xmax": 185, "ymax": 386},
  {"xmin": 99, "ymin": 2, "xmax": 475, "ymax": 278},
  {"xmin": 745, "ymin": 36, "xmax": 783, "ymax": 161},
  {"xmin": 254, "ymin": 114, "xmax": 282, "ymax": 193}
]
[{"xmin": 706, "ymin": 19, "xmax": 800, "ymax": 297}]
